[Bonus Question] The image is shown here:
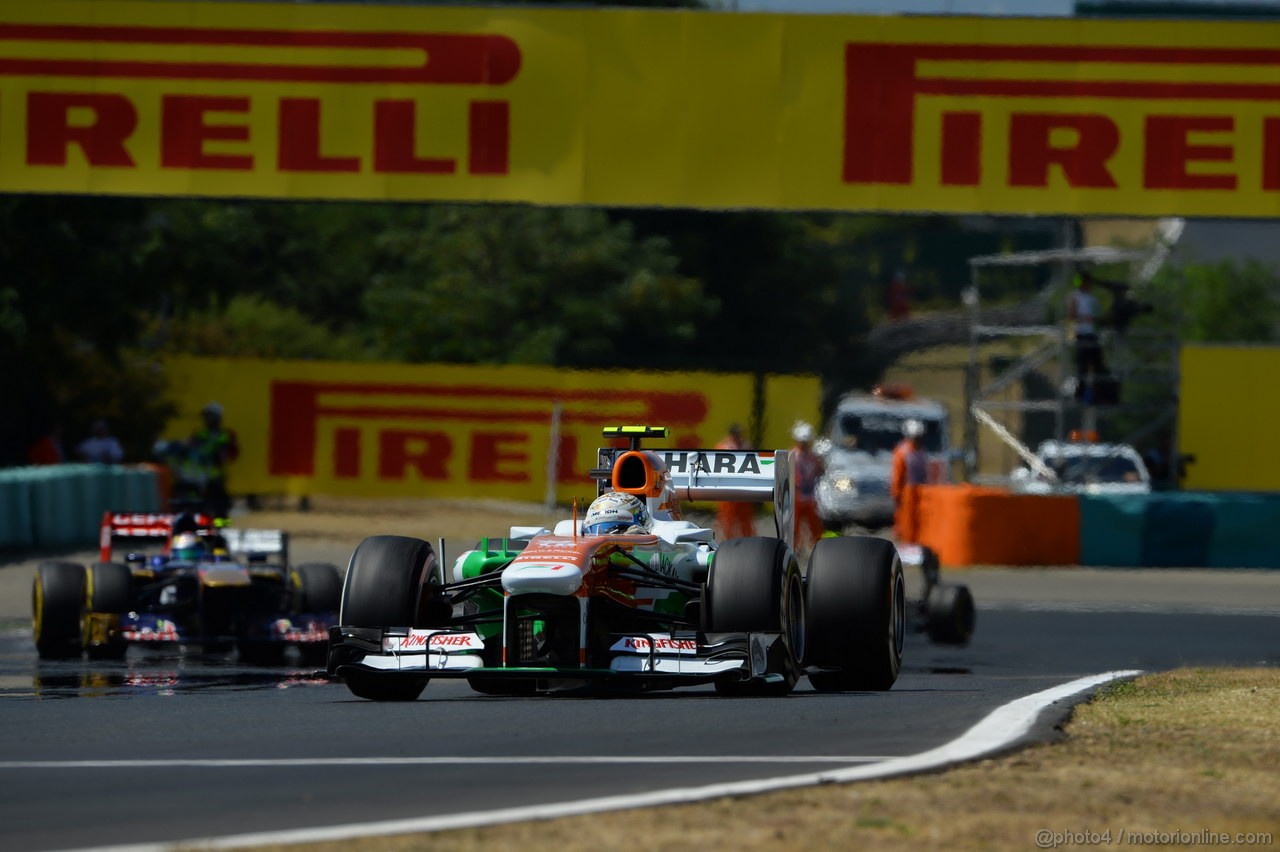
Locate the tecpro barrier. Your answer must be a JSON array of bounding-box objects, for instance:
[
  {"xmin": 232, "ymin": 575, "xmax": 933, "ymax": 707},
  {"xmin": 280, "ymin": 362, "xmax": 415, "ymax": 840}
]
[
  {"xmin": 1081, "ymin": 492, "xmax": 1280, "ymax": 568},
  {"xmin": 900, "ymin": 484, "xmax": 1081, "ymax": 567},
  {"xmin": 0, "ymin": 464, "xmax": 160, "ymax": 550},
  {"xmin": 904, "ymin": 485, "xmax": 1280, "ymax": 568}
]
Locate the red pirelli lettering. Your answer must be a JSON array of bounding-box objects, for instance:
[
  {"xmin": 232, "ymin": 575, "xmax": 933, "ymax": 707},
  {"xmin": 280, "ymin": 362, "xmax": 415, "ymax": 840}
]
[
  {"xmin": 161, "ymin": 95, "xmax": 252, "ymax": 171},
  {"xmin": 1144, "ymin": 115, "xmax": 1237, "ymax": 190},
  {"xmin": 27, "ymin": 92, "xmax": 136, "ymax": 167},
  {"xmin": 268, "ymin": 381, "xmax": 707, "ymax": 478},
  {"xmin": 844, "ymin": 42, "xmax": 1280, "ymax": 192},
  {"xmin": 0, "ymin": 24, "xmax": 521, "ymax": 86}
]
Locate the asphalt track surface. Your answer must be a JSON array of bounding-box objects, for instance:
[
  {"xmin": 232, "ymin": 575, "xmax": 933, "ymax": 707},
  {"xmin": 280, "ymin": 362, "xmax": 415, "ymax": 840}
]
[{"xmin": 0, "ymin": 552, "xmax": 1276, "ymax": 851}]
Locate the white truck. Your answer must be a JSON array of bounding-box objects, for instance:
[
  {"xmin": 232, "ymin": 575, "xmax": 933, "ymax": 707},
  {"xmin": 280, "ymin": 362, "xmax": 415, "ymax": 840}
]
[{"xmin": 816, "ymin": 389, "xmax": 952, "ymax": 531}]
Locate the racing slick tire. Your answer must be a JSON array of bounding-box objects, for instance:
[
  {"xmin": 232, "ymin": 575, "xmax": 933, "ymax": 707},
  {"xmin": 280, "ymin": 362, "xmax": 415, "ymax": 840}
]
[
  {"xmin": 33, "ymin": 562, "xmax": 86, "ymax": 660},
  {"xmin": 292, "ymin": 562, "xmax": 343, "ymax": 667},
  {"xmin": 294, "ymin": 563, "xmax": 343, "ymax": 614},
  {"xmin": 84, "ymin": 562, "xmax": 132, "ymax": 660},
  {"xmin": 804, "ymin": 535, "xmax": 904, "ymax": 692},
  {"xmin": 706, "ymin": 537, "xmax": 805, "ymax": 697},
  {"xmin": 337, "ymin": 536, "xmax": 436, "ymax": 701},
  {"xmin": 925, "ymin": 583, "xmax": 976, "ymax": 647}
]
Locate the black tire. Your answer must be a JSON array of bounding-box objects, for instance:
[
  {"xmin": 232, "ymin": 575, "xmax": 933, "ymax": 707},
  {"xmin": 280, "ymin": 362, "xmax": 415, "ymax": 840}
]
[
  {"xmin": 87, "ymin": 562, "xmax": 133, "ymax": 613},
  {"xmin": 293, "ymin": 563, "xmax": 342, "ymax": 613},
  {"xmin": 33, "ymin": 562, "xmax": 85, "ymax": 660},
  {"xmin": 338, "ymin": 536, "xmax": 436, "ymax": 701},
  {"xmin": 804, "ymin": 535, "xmax": 904, "ymax": 692},
  {"xmin": 706, "ymin": 537, "xmax": 805, "ymax": 697},
  {"xmin": 85, "ymin": 562, "xmax": 133, "ymax": 660},
  {"xmin": 925, "ymin": 583, "xmax": 976, "ymax": 646}
]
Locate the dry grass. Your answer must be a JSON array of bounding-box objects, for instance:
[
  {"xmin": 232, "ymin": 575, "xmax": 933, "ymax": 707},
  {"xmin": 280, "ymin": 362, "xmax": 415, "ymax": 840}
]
[{"xmin": 247, "ymin": 668, "xmax": 1279, "ymax": 852}]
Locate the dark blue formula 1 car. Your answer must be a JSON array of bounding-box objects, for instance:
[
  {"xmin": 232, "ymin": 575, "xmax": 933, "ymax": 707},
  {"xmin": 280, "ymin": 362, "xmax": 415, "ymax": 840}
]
[{"xmin": 33, "ymin": 512, "xmax": 341, "ymax": 665}]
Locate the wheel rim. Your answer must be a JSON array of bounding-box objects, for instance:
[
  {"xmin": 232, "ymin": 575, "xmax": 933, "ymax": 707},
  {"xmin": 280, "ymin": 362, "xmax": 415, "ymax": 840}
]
[
  {"xmin": 784, "ymin": 571, "xmax": 806, "ymax": 664},
  {"xmin": 891, "ymin": 568, "xmax": 905, "ymax": 658},
  {"xmin": 32, "ymin": 580, "xmax": 43, "ymax": 644}
]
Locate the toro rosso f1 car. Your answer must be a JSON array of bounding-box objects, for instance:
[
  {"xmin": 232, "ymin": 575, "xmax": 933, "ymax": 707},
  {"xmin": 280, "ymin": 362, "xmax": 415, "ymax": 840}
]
[
  {"xmin": 32, "ymin": 512, "xmax": 341, "ymax": 664},
  {"xmin": 327, "ymin": 426, "xmax": 905, "ymax": 700}
]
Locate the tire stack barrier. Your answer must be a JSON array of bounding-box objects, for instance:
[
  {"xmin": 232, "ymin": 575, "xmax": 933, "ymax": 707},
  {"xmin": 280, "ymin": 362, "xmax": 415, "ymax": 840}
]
[{"xmin": 0, "ymin": 465, "xmax": 160, "ymax": 551}]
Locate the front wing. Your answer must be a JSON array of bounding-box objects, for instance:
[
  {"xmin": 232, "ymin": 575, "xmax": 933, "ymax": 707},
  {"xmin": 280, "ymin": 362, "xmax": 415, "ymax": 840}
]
[
  {"xmin": 85, "ymin": 611, "xmax": 336, "ymax": 649},
  {"xmin": 328, "ymin": 626, "xmax": 793, "ymax": 689}
]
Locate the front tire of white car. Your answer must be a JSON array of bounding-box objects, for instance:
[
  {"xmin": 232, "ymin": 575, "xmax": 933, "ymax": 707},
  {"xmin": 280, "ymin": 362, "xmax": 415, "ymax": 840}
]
[
  {"xmin": 338, "ymin": 535, "xmax": 436, "ymax": 701},
  {"xmin": 707, "ymin": 537, "xmax": 805, "ymax": 697}
]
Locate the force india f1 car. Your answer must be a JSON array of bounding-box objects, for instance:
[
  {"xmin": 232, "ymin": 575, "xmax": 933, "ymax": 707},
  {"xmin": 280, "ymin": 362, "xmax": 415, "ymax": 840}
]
[
  {"xmin": 32, "ymin": 512, "xmax": 341, "ymax": 664},
  {"xmin": 327, "ymin": 426, "xmax": 907, "ymax": 701}
]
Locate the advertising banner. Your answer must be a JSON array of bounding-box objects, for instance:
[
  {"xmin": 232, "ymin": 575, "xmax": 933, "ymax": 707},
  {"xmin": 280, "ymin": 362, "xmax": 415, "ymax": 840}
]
[
  {"xmin": 4, "ymin": 2, "xmax": 1279, "ymax": 216},
  {"xmin": 163, "ymin": 357, "xmax": 820, "ymax": 501},
  {"xmin": 1179, "ymin": 345, "xmax": 1280, "ymax": 492}
]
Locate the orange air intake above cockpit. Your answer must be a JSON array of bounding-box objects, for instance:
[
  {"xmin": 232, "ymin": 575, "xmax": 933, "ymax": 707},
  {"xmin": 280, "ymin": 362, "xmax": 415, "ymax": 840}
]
[{"xmin": 611, "ymin": 450, "xmax": 668, "ymax": 498}]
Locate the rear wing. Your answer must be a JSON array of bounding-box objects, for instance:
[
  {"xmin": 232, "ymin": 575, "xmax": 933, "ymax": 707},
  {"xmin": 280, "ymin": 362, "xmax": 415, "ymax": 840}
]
[
  {"xmin": 98, "ymin": 511, "xmax": 212, "ymax": 562},
  {"xmin": 97, "ymin": 512, "xmax": 288, "ymax": 565},
  {"xmin": 594, "ymin": 428, "xmax": 799, "ymax": 551}
]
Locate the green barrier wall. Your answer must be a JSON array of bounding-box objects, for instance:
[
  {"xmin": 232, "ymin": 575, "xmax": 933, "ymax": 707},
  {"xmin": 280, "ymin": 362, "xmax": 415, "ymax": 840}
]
[
  {"xmin": 1081, "ymin": 492, "xmax": 1280, "ymax": 569},
  {"xmin": 0, "ymin": 465, "xmax": 159, "ymax": 551}
]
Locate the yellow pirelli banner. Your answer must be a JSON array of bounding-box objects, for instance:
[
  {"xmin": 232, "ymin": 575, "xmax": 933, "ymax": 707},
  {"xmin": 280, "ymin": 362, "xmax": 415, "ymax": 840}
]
[
  {"xmin": 163, "ymin": 357, "xmax": 819, "ymax": 500},
  {"xmin": 4, "ymin": 2, "xmax": 1280, "ymax": 216},
  {"xmin": 1180, "ymin": 345, "xmax": 1280, "ymax": 492}
]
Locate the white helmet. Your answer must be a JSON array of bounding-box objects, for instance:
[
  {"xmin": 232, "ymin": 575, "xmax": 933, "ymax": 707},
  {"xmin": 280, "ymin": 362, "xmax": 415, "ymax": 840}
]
[
  {"xmin": 583, "ymin": 492, "xmax": 652, "ymax": 536},
  {"xmin": 792, "ymin": 420, "xmax": 815, "ymax": 443},
  {"xmin": 903, "ymin": 419, "xmax": 925, "ymax": 438}
]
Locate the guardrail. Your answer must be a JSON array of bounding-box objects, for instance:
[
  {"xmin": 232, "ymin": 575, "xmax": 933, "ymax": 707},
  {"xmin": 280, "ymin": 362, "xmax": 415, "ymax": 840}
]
[{"xmin": 0, "ymin": 464, "xmax": 160, "ymax": 551}]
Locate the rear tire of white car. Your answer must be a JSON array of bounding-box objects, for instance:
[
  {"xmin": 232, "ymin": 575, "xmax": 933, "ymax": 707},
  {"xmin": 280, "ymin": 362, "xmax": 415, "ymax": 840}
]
[
  {"xmin": 338, "ymin": 535, "xmax": 436, "ymax": 701},
  {"xmin": 805, "ymin": 535, "xmax": 904, "ymax": 692},
  {"xmin": 925, "ymin": 583, "xmax": 976, "ymax": 646},
  {"xmin": 707, "ymin": 537, "xmax": 805, "ymax": 697}
]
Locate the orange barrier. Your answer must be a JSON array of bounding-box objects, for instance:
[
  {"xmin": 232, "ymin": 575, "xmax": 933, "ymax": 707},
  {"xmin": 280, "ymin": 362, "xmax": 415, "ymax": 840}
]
[
  {"xmin": 898, "ymin": 484, "xmax": 1080, "ymax": 567},
  {"xmin": 140, "ymin": 462, "xmax": 172, "ymax": 509}
]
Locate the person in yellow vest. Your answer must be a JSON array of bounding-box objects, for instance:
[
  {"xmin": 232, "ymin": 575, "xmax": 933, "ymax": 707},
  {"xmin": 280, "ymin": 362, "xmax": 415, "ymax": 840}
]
[{"xmin": 190, "ymin": 402, "xmax": 239, "ymax": 519}]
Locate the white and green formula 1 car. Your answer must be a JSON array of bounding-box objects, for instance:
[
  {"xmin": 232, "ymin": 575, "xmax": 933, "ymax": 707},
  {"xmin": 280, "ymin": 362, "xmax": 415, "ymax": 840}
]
[{"xmin": 327, "ymin": 427, "xmax": 905, "ymax": 700}]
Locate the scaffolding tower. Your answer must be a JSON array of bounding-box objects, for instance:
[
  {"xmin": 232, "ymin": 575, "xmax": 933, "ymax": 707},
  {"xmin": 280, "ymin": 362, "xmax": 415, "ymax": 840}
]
[{"xmin": 963, "ymin": 245, "xmax": 1181, "ymax": 488}]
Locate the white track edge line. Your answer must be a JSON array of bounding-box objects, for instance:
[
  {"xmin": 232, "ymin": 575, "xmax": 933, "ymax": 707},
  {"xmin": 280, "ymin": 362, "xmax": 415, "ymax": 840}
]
[
  {"xmin": 0, "ymin": 755, "xmax": 894, "ymax": 769},
  {"xmin": 81, "ymin": 669, "xmax": 1142, "ymax": 852}
]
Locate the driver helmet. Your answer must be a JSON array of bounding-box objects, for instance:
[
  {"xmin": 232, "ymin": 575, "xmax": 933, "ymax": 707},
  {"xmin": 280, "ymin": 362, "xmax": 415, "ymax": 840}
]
[
  {"xmin": 792, "ymin": 420, "xmax": 815, "ymax": 443},
  {"xmin": 171, "ymin": 532, "xmax": 206, "ymax": 561},
  {"xmin": 903, "ymin": 418, "xmax": 926, "ymax": 439},
  {"xmin": 583, "ymin": 492, "xmax": 652, "ymax": 536}
]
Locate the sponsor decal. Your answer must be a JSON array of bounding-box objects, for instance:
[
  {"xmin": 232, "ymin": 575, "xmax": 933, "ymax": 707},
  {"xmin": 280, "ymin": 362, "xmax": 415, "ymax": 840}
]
[
  {"xmin": 662, "ymin": 451, "xmax": 772, "ymax": 477},
  {"xmin": 610, "ymin": 635, "xmax": 699, "ymax": 655},
  {"xmin": 4, "ymin": 23, "xmax": 521, "ymax": 178},
  {"xmin": 123, "ymin": 619, "xmax": 180, "ymax": 642},
  {"xmin": 384, "ymin": 630, "xmax": 483, "ymax": 651},
  {"xmin": 268, "ymin": 380, "xmax": 706, "ymax": 481},
  {"xmin": 844, "ymin": 41, "xmax": 1280, "ymax": 197}
]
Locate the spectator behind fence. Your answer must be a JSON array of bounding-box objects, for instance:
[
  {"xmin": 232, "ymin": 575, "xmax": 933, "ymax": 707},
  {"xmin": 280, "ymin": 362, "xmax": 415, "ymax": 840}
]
[{"xmin": 78, "ymin": 419, "xmax": 125, "ymax": 464}]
